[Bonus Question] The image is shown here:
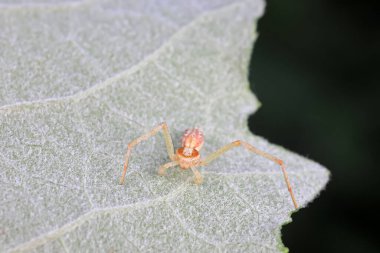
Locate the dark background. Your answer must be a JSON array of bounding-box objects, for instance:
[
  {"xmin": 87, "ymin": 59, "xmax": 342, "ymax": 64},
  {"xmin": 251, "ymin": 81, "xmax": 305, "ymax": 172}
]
[{"xmin": 248, "ymin": 0, "xmax": 379, "ymax": 252}]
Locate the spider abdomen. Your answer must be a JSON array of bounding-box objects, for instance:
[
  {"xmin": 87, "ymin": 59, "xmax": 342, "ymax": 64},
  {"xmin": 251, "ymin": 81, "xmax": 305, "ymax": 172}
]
[{"xmin": 181, "ymin": 128, "xmax": 204, "ymax": 151}]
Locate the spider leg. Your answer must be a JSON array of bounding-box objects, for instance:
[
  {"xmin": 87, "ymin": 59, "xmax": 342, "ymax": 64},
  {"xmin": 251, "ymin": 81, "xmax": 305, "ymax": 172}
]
[
  {"xmin": 119, "ymin": 122, "xmax": 175, "ymax": 185},
  {"xmin": 200, "ymin": 140, "xmax": 298, "ymax": 209},
  {"xmin": 158, "ymin": 161, "xmax": 179, "ymax": 176},
  {"xmin": 190, "ymin": 167, "xmax": 203, "ymax": 185}
]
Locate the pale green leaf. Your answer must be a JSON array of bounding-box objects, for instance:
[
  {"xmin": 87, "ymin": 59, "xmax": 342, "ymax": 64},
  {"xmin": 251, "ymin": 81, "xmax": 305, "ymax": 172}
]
[{"xmin": 0, "ymin": 0, "xmax": 329, "ymax": 252}]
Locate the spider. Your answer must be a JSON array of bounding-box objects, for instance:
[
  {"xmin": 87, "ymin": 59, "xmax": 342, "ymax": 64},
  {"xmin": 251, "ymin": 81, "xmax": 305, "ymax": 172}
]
[{"xmin": 119, "ymin": 122, "xmax": 298, "ymax": 209}]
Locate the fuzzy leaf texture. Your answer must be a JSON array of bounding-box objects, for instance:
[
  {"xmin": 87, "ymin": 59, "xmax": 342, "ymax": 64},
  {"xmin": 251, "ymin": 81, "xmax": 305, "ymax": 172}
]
[{"xmin": 0, "ymin": 0, "xmax": 329, "ymax": 252}]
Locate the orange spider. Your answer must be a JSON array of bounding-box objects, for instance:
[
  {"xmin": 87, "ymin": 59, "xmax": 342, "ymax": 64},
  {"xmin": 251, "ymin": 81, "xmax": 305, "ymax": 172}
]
[{"xmin": 119, "ymin": 122, "xmax": 298, "ymax": 209}]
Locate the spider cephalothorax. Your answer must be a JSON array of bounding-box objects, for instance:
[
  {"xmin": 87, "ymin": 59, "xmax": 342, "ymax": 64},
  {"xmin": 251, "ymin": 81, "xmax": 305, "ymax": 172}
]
[{"xmin": 119, "ymin": 122, "xmax": 299, "ymax": 209}]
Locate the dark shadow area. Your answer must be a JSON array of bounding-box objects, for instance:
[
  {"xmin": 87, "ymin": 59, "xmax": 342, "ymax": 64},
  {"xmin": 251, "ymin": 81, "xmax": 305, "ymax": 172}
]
[{"xmin": 248, "ymin": 0, "xmax": 380, "ymax": 252}]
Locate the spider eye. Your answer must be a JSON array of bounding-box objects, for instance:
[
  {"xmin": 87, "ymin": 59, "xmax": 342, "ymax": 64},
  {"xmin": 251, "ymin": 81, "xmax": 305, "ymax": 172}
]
[{"xmin": 177, "ymin": 148, "xmax": 199, "ymax": 158}]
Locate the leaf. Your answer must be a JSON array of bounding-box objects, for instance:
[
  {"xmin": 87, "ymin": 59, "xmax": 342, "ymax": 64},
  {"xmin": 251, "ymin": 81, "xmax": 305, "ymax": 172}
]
[{"xmin": 0, "ymin": 0, "xmax": 329, "ymax": 252}]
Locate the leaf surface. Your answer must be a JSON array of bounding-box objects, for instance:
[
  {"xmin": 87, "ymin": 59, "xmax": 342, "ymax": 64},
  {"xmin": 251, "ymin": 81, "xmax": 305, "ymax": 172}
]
[{"xmin": 0, "ymin": 0, "xmax": 329, "ymax": 252}]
